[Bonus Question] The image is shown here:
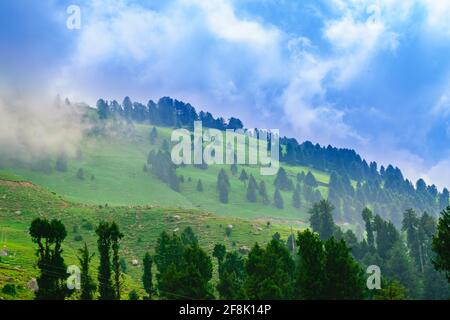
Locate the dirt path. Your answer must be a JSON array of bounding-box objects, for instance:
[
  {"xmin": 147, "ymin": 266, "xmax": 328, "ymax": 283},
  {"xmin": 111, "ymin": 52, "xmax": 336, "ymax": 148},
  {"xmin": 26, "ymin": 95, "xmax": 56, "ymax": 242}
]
[{"xmin": 0, "ymin": 180, "xmax": 35, "ymax": 188}]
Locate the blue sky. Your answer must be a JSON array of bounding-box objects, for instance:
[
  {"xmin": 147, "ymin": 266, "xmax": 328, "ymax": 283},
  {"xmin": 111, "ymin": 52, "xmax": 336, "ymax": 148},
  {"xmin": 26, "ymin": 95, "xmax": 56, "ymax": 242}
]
[{"xmin": 1, "ymin": 0, "xmax": 450, "ymax": 188}]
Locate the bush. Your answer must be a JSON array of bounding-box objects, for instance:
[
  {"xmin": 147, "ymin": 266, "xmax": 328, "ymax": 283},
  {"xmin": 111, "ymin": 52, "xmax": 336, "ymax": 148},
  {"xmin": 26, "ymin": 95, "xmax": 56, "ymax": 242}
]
[
  {"xmin": 82, "ymin": 222, "xmax": 94, "ymax": 231},
  {"xmin": 2, "ymin": 284, "xmax": 16, "ymax": 296},
  {"xmin": 128, "ymin": 290, "xmax": 140, "ymax": 300},
  {"xmin": 74, "ymin": 235, "xmax": 83, "ymax": 242}
]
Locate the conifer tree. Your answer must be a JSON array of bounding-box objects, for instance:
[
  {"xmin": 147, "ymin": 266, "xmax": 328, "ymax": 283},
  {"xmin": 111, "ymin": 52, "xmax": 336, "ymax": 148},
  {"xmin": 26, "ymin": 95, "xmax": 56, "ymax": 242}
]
[
  {"xmin": 258, "ymin": 180, "xmax": 270, "ymax": 205},
  {"xmin": 78, "ymin": 243, "xmax": 96, "ymax": 300},
  {"xmin": 197, "ymin": 179, "xmax": 204, "ymax": 192},
  {"xmin": 274, "ymin": 189, "xmax": 284, "ymax": 209},
  {"xmin": 239, "ymin": 169, "xmax": 248, "ymax": 182},
  {"xmin": 142, "ymin": 252, "xmax": 153, "ymax": 299},
  {"xmin": 246, "ymin": 174, "xmax": 258, "ymax": 202}
]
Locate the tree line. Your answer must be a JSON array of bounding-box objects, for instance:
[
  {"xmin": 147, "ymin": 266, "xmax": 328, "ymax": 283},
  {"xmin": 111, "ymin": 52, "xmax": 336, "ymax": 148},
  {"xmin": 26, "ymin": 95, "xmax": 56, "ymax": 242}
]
[{"xmin": 28, "ymin": 203, "xmax": 450, "ymax": 300}]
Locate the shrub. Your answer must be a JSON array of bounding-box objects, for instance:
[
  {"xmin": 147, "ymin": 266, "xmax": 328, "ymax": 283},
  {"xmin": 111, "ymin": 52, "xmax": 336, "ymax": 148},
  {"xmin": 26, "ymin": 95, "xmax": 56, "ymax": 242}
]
[{"xmin": 2, "ymin": 284, "xmax": 16, "ymax": 296}]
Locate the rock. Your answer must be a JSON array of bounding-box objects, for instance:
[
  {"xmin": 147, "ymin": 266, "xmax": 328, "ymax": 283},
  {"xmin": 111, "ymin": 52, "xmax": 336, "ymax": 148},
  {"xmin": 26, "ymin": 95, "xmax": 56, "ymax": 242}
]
[
  {"xmin": 227, "ymin": 224, "xmax": 233, "ymax": 229},
  {"xmin": 239, "ymin": 246, "xmax": 250, "ymax": 255},
  {"xmin": 173, "ymin": 215, "xmax": 181, "ymax": 220},
  {"xmin": 0, "ymin": 250, "xmax": 7, "ymax": 257},
  {"xmin": 131, "ymin": 259, "xmax": 139, "ymax": 266},
  {"xmin": 27, "ymin": 278, "xmax": 39, "ymax": 292}
]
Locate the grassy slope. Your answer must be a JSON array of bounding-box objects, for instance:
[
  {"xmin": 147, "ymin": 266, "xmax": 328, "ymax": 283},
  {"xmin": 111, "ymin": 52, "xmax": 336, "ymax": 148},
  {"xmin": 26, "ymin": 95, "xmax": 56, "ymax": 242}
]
[
  {"xmin": 0, "ymin": 175, "xmax": 296, "ymax": 300},
  {"xmin": 2, "ymin": 123, "xmax": 334, "ymax": 226}
]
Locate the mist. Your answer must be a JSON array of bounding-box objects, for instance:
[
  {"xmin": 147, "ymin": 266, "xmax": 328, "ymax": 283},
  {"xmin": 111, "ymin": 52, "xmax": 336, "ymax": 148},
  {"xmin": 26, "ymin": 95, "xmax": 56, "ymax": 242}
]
[{"xmin": 0, "ymin": 90, "xmax": 86, "ymax": 164}]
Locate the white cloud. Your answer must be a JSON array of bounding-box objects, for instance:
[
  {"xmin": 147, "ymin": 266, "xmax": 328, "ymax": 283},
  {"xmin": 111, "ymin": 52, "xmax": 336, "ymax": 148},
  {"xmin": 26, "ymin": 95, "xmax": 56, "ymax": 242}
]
[
  {"xmin": 423, "ymin": 158, "xmax": 450, "ymax": 190},
  {"xmin": 423, "ymin": 0, "xmax": 450, "ymax": 36}
]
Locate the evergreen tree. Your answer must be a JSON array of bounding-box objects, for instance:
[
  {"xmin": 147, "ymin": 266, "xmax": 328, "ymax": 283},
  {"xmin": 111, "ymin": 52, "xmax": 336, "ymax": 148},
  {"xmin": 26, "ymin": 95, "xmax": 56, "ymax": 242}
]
[
  {"xmin": 239, "ymin": 169, "xmax": 248, "ymax": 182},
  {"xmin": 308, "ymin": 200, "xmax": 335, "ymax": 241},
  {"xmin": 432, "ymin": 206, "xmax": 450, "ymax": 283},
  {"xmin": 230, "ymin": 163, "xmax": 238, "ymax": 176},
  {"xmin": 29, "ymin": 218, "xmax": 68, "ymax": 300},
  {"xmin": 246, "ymin": 174, "xmax": 258, "ymax": 202},
  {"xmin": 196, "ymin": 179, "xmax": 204, "ymax": 192},
  {"xmin": 274, "ymin": 189, "xmax": 284, "ymax": 209},
  {"xmin": 295, "ymin": 229, "xmax": 326, "ymax": 299},
  {"xmin": 385, "ymin": 241, "xmax": 420, "ymax": 298},
  {"xmin": 217, "ymin": 251, "xmax": 246, "ymax": 299},
  {"xmin": 244, "ymin": 240, "xmax": 295, "ymax": 299},
  {"xmin": 373, "ymin": 215, "xmax": 399, "ymax": 260},
  {"xmin": 274, "ymin": 167, "xmax": 293, "ymax": 191},
  {"xmin": 142, "ymin": 252, "xmax": 153, "ymax": 299},
  {"xmin": 304, "ymin": 171, "xmax": 318, "ymax": 188},
  {"xmin": 181, "ymin": 226, "xmax": 198, "ymax": 246},
  {"xmin": 402, "ymin": 209, "xmax": 423, "ymax": 271},
  {"xmin": 77, "ymin": 243, "xmax": 96, "ymax": 300},
  {"xmin": 213, "ymin": 244, "xmax": 226, "ymax": 266},
  {"xmin": 258, "ymin": 180, "xmax": 270, "ymax": 205},
  {"xmin": 217, "ymin": 169, "xmax": 230, "ymax": 204},
  {"xmin": 373, "ymin": 280, "xmax": 407, "ymax": 300},
  {"xmin": 95, "ymin": 222, "xmax": 114, "ymax": 300},
  {"xmin": 97, "ymin": 99, "xmax": 109, "ymax": 119},
  {"xmin": 361, "ymin": 207, "xmax": 375, "ymax": 248},
  {"xmin": 322, "ymin": 237, "xmax": 365, "ymax": 299},
  {"xmin": 110, "ymin": 222, "xmax": 124, "ymax": 299}
]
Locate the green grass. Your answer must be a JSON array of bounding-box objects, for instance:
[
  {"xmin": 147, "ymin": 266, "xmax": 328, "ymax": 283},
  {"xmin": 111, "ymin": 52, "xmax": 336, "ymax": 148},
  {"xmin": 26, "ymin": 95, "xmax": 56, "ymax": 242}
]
[
  {"xmin": 0, "ymin": 177, "xmax": 297, "ymax": 300},
  {"xmin": 1, "ymin": 123, "xmax": 334, "ymax": 226}
]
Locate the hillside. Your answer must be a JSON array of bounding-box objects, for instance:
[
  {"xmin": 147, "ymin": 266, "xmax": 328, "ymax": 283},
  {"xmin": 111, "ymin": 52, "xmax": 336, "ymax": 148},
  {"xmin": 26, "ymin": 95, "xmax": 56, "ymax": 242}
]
[
  {"xmin": 0, "ymin": 172, "xmax": 296, "ymax": 300},
  {"xmin": 0, "ymin": 120, "xmax": 331, "ymax": 229}
]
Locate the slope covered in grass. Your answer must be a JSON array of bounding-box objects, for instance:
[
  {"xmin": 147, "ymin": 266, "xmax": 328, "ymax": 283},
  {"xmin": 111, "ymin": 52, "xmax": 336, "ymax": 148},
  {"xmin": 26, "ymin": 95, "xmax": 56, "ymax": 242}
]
[
  {"xmin": 0, "ymin": 175, "xmax": 297, "ymax": 300},
  {"xmin": 2, "ymin": 122, "xmax": 333, "ymax": 225}
]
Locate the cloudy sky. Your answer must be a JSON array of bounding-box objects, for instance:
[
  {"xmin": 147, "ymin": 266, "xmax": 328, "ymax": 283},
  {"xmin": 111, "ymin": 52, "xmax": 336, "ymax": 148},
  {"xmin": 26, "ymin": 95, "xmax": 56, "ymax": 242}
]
[{"xmin": 1, "ymin": 0, "xmax": 450, "ymax": 188}]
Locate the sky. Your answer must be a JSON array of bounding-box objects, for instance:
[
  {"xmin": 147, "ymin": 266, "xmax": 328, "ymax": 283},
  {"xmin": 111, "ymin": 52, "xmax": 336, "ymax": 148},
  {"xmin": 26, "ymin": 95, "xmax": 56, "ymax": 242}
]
[{"xmin": 1, "ymin": 0, "xmax": 450, "ymax": 189}]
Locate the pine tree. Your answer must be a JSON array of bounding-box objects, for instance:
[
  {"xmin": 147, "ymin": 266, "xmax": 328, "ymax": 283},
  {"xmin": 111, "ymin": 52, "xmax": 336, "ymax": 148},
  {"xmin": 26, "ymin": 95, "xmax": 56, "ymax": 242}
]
[
  {"xmin": 432, "ymin": 206, "xmax": 450, "ymax": 283},
  {"xmin": 292, "ymin": 184, "xmax": 301, "ymax": 208},
  {"xmin": 217, "ymin": 251, "xmax": 246, "ymax": 299},
  {"xmin": 142, "ymin": 252, "xmax": 153, "ymax": 299},
  {"xmin": 239, "ymin": 169, "xmax": 248, "ymax": 182},
  {"xmin": 244, "ymin": 240, "xmax": 295, "ymax": 299},
  {"xmin": 295, "ymin": 229, "xmax": 325, "ymax": 299},
  {"xmin": 361, "ymin": 207, "xmax": 375, "ymax": 248},
  {"xmin": 274, "ymin": 189, "xmax": 284, "ymax": 209},
  {"xmin": 181, "ymin": 227, "xmax": 198, "ymax": 246},
  {"xmin": 246, "ymin": 174, "xmax": 257, "ymax": 202},
  {"xmin": 258, "ymin": 180, "xmax": 270, "ymax": 205},
  {"xmin": 29, "ymin": 218, "xmax": 69, "ymax": 300},
  {"xmin": 274, "ymin": 167, "xmax": 293, "ymax": 191},
  {"xmin": 78, "ymin": 243, "xmax": 96, "ymax": 300},
  {"xmin": 308, "ymin": 200, "xmax": 335, "ymax": 241},
  {"xmin": 322, "ymin": 237, "xmax": 365, "ymax": 299},
  {"xmin": 217, "ymin": 169, "xmax": 230, "ymax": 204},
  {"xmin": 110, "ymin": 222, "xmax": 124, "ymax": 300},
  {"xmin": 95, "ymin": 222, "xmax": 114, "ymax": 300},
  {"xmin": 230, "ymin": 163, "xmax": 238, "ymax": 176},
  {"xmin": 196, "ymin": 179, "xmax": 204, "ymax": 192},
  {"xmin": 304, "ymin": 171, "xmax": 318, "ymax": 188}
]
